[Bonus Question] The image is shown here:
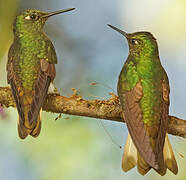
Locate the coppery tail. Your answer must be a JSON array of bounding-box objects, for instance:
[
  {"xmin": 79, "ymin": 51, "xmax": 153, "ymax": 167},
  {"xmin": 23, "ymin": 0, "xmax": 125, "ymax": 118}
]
[
  {"xmin": 18, "ymin": 119, "xmax": 29, "ymax": 139},
  {"xmin": 163, "ymin": 133, "xmax": 178, "ymax": 174},
  {"xmin": 18, "ymin": 110, "xmax": 42, "ymax": 139},
  {"xmin": 122, "ymin": 133, "xmax": 178, "ymax": 175},
  {"xmin": 137, "ymin": 152, "xmax": 152, "ymax": 175},
  {"xmin": 30, "ymin": 114, "xmax": 42, "ymax": 137}
]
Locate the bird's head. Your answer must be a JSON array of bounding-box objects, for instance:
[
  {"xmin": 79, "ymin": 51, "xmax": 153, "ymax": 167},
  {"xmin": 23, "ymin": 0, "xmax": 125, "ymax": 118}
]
[
  {"xmin": 13, "ymin": 8, "xmax": 75, "ymax": 36},
  {"xmin": 108, "ymin": 24, "xmax": 158, "ymax": 58}
]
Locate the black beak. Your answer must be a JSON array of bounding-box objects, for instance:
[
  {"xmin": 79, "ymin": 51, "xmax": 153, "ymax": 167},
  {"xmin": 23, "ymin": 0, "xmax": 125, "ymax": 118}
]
[
  {"xmin": 42, "ymin": 8, "xmax": 75, "ymax": 18},
  {"xmin": 107, "ymin": 24, "xmax": 128, "ymax": 38}
]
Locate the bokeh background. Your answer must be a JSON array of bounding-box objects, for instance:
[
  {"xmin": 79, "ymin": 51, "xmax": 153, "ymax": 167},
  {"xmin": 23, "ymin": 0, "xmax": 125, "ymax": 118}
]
[{"xmin": 0, "ymin": 0, "xmax": 186, "ymax": 179}]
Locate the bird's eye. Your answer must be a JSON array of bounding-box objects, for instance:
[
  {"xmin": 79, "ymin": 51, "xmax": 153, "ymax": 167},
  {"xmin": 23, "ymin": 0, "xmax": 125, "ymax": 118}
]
[
  {"xmin": 30, "ymin": 14, "xmax": 37, "ymax": 19},
  {"xmin": 131, "ymin": 39, "xmax": 138, "ymax": 45},
  {"xmin": 25, "ymin": 14, "xmax": 38, "ymax": 20}
]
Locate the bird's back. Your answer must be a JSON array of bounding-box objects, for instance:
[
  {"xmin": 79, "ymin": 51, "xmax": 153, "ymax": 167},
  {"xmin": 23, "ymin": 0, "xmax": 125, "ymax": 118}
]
[{"xmin": 7, "ymin": 32, "xmax": 57, "ymax": 138}]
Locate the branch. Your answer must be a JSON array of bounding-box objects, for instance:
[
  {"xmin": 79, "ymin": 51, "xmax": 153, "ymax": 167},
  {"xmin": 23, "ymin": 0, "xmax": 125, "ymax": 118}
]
[{"xmin": 0, "ymin": 86, "xmax": 186, "ymax": 138}]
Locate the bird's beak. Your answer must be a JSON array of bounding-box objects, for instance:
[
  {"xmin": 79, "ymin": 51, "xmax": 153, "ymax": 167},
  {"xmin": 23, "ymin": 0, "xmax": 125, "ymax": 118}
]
[
  {"xmin": 107, "ymin": 24, "xmax": 128, "ymax": 38},
  {"xmin": 42, "ymin": 8, "xmax": 75, "ymax": 18}
]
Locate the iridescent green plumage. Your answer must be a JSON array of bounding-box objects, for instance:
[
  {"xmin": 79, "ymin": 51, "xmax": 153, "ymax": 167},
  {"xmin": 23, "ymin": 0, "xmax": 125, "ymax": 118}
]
[
  {"xmin": 108, "ymin": 24, "xmax": 178, "ymax": 175},
  {"xmin": 7, "ymin": 8, "xmax": 75, "ymax": 139},
  {"xmin": 119, "ymin": 32, "xmax": 164, "ymax": 126}
]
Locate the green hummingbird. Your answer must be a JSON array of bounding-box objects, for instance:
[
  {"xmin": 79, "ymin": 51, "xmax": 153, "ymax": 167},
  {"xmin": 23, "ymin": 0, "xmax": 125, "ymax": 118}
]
[
  {"xmin": 108, "ymin": 24, "xmax": 178, "ymax": 175},
  {"xmin": 7, "ymin": 8, "xmax": 75, "ymax": 139}
]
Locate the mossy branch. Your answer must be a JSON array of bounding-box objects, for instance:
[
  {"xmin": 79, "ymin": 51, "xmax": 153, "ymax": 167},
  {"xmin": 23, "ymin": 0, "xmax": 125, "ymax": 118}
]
[{"xmin": 0, "ymin": 86, "xmax": 186, "ymax": 138}]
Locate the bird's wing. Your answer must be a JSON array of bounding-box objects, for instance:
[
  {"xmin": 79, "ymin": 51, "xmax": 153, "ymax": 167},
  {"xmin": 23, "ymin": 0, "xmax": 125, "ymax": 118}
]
[
  {"xmin": 7, "ymin": 44, "xmax": 15, "ymax": 84},
  {"xmin": 27, "ymin": 59, "xmax": 56, "ymax": 127},
  {"xmin": 7, "ymin": 43, "xmax": 25, "ymax": 122},
  {"xmin": 27, "ymin": 41, "xmax": 57, "ymax": 127},
  {"xmin": 161, "ymin": 72, "xmax": 178, "ymax": 174},
  {"xmin": 153, "ymin": 72, "xmax": 171, "ymax": 175},
  {"xmin": 156, "ymin": 74, "xmax": 169, "ymax": 156},
  {"xmin": 27, "ymin": 40, "xmax": 57, "ymax": 128},
  {"xmin": 119, "ymin": 81, "xmax": 158, "ymax": 169}
]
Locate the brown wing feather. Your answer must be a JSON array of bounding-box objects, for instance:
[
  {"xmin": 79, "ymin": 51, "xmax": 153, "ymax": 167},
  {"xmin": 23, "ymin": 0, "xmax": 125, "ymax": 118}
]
[
  {"xmin": 7, "ymin": 48, "xmax": 29, "ymax": 139},
  {"xmin": 154, "ymin": 74, "xmax": 170, "ymax": 174},
  {"xmin": 28, "ymin": 59, "xmax": 56, "ymax": 128},
  {"xmin": 9, "ymin": 71, "xmax": 24, "ymax": 122},
  {"xmin": 7, "ymin": 46, "xmax": 24, "ymax": 128},
  {"xmin": 7, "ymin": 44, "xmax": 29, "ymax": 139},
  {"xmin": 162, "ymin": 73, "xmax": 178, "ymax": 174},
  {"xmin": 120, "ymin": 82, "xmax": 158, "ymax": 169}
]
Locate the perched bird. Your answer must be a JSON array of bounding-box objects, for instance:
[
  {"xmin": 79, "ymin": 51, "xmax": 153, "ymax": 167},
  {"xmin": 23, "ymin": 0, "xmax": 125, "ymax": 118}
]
[
  {"xmin": 108, "ymin": 24, "xmax": 178, "ymax": 175},
  {"xmin": 7, "ymin": 8, "xmax": 75, "ymax": 139}
]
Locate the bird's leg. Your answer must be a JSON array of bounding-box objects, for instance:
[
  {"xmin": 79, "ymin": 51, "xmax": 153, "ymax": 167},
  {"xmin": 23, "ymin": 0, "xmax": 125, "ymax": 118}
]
[{"xmin": 48, "ymin": 82, "xmax": 60, "ymax": 96}]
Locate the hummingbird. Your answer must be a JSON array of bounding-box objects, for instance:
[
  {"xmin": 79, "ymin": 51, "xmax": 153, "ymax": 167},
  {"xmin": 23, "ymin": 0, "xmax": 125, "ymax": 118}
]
[
  {"xmin": 108, "ymin": 24, "xmax": 178, "ymax": 175},
  {"xmin": 7, "ymin": 8, "xmax": 75, "ymax": 139}
]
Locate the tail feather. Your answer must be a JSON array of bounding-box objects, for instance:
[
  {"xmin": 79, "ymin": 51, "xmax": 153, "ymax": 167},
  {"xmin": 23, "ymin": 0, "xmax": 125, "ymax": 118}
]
[
  {"xmin": 30, "ymin": 115, "xmax": 42, "ymax": 137},
  {"xmin": 122, "ymin": 133, "xmax": 177, "ymax": 175},
  {"xmin": 30, "ymin": 109, "xmax": 42, "ymax": 138},
  {"xmin": 154, "ymin": 160, "xmax": 167, "ymax": 176},
  {"xmin": 137, "ymin": 152, "xmax": 151, "ymax": 175},
  {"xmin": 154, "ymin": 150, "xmax": 167, "ymax": 176},
  {"xmin": 18, "ymin": 119, "xmax": 29, "ymax": 139},
  {"xmin": 18, "ymin": 110, "xmax": 42, "ymax": 139},
  {"xmin": 122, "ymin": 134, "xmax": 151, "ymax": 175},
  {"xmin": 163, "ymin": 134, "xmax": 178, "ymax": 175},
  {"xmin": 122, "ymin": 133, "xmax": 137, "ymax": 172}
]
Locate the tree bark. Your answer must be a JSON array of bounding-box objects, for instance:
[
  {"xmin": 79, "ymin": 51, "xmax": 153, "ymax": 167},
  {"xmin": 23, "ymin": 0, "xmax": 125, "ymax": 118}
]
[{"xmin": 0, "ymin": 86, "xmax": 186, "ymax": 138}]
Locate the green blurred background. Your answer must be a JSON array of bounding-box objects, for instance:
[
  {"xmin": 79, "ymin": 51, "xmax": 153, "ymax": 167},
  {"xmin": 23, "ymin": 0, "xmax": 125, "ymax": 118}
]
[{"xmin": 0, "ymin": 0, "xmax": 186, "ymax": 179}]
